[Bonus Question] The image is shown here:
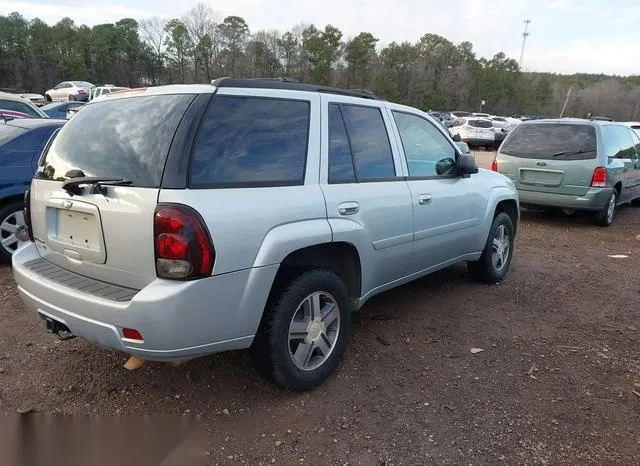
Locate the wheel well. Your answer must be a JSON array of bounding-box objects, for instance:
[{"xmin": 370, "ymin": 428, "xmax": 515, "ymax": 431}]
[
  {"xmin": 270, "ymin": 242, "xmax": 362, "ymax": 301},
  {"xmin": 495, "ymin": 200, "xmax": 519, "ymax": 232},
  {"xmin": 614, "ymin": 182, "xmax": 622, "ymax": 195}
]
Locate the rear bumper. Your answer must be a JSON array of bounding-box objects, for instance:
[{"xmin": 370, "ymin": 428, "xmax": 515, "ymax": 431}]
[
  {"xmin": 12, "ymin": 244, "xmax": 278, "ymax": 361},
  {"xmin": 518, "ymin": 187, "xmax": 613, "ymax": 211}
]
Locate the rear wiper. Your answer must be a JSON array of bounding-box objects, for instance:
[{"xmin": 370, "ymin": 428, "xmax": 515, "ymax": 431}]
[
  {"xmin": 552, "ymin": 149, "xmax": 594, "ymax": 157},
  {"xmin": 62, "ymin": 177, "xmax": 132, "ymax": 195}
]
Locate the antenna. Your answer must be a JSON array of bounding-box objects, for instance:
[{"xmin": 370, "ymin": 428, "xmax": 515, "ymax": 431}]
[{"xmin": 519, "ymin": 19, "xmax": 531, "ymax": 70}]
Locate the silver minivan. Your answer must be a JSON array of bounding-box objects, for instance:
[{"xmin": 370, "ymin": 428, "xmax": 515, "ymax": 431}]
[{"xmin": 493, "ymin": 119, "xmax": 640, "ymax": 226}]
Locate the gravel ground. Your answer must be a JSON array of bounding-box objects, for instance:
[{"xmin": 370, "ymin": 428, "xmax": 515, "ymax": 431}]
[{"xmin": 1, "ymin": 180, "xmax": 640, "ymax": 465}]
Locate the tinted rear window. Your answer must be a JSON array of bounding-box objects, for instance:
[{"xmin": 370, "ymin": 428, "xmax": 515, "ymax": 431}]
[
  {"xmin": 190, "ymin": 96, "xmax": 310, "ymax": 187},
  {"xmin": 501, "ymin": 123, "xmax": 597, "ymax": 160},
  {"xmin": 468, "ymin": 119, "xmax": 493, "ymax": 128},
  {"xmin": 37, "ymin": 94, "xmax": 194, "ymax": 187},
  {"xmin": 0, "ymin": 125, "xmax": 28, "ymax": 146}
]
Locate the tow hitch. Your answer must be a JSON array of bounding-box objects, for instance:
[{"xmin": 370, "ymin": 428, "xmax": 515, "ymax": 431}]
[{"xmin": 43, "ymin": 316, "xmax": 75, "ymax": 341}]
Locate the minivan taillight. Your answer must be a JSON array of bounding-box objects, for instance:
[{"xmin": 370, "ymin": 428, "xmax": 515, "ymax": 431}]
[
  {"xmin": 23, "ymin": 189, "xmax": 34, "ymax": 242},
  {"xmin": 154, "ymin": 205, "xmax": 214, "ymax": 280},
  {"xmin": 590, "ymin": 167, "xmax": 607, "ymax": 187},
  {"xmin": 491, "ymin": 159, "xmax": 498, "ymax": 172}
]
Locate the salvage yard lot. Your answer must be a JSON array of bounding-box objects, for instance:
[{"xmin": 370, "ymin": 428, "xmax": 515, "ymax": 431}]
[{"xmin": 1, "ymin": 192, "xmax": 640, "ymax": 464}]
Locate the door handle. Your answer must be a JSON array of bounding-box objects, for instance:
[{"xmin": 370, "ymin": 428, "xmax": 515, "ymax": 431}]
[
  {"xmin": 418, "ymin": 194, "xmax": 433, "ymax": 205},
  {"xmin": 338, "ymin": 201, "xmax": 360, "ymax": 216}
]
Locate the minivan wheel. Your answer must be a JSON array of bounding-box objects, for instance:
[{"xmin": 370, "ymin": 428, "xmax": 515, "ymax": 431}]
[
  {"xmin": 0, "ymin": 201, "xmax": 25, "ymax": 264},
  {"xmin": 595, "ymin": 190, "xmax": 616, "ymax": 227},
  {"xmin": 468, "ymin": 212, "xmax": 515, "ymax": 283},
  {"xmin": 250, "ymin": 269, "xmax": 351, "ymax": 391}
]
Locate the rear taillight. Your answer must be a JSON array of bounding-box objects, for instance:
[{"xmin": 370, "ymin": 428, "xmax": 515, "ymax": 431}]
[
  {"xmin": 491, "ymin": 159, "xmax": 498, "ymax": 172},
  {"xmin": 590, "ymin": 167, "xmax": 607, "ymax": 187},
  {"xmin": 77, "ymin": 89, "xmax": 87, "ymax": 95},
  {"xmin": 154, "ymin": 204, "xmax": 214, "ymax": 280},
  {"xmin": 23, "ymin": 189, "xmax": 34, "ymax": 242}
]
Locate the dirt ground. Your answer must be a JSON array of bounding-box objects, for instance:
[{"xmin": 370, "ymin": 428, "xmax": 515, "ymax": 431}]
[{"xmin": 1, "ymin": 167, "xmax": 640, "ymax": 464}]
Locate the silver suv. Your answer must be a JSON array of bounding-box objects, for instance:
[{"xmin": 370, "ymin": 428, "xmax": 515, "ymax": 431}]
[{"xmin": 12, "ymin": 79, "xmax": 519, "ymax": 391}]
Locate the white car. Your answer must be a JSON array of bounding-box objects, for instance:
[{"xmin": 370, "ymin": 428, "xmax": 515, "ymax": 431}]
[
  {"xmin": 88, "ymin": 85, "xmax": 130, "ymax": 101},
  {"xmin": 45, "ymin": 81, "xmax": 95, "ymax": 102},
  {"xmin": 0, "ymin": 92, "xmax": 48, "ymax": 120},
  {"xmin": 449, "ymin": 117, "xmax": 495, "ymax": 148},
  {"xmin": 623, "ymin": 122, "xmax": 640, "ymax": 137}
]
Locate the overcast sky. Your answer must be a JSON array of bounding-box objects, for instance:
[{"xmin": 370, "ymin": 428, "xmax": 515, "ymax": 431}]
[{"xmin": 1, "ymin": 0, "xmax": 638, "ymax": 76}]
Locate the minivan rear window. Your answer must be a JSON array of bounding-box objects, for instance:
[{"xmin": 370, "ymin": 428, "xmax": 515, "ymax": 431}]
[
  {"xmin": 37, "ymin": 94, "xmax": 194, "ymax": 187},
  {"xmin": 501, "ymin": 123, "xmax": 597, "ymax": 160},
  {"xmin": 468, "ymin": 119, "xmax": 493, "ymax": 128}
]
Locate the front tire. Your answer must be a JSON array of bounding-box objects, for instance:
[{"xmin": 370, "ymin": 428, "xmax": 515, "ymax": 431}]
[
  {"xmin": 0, "ymin": 201, "xmax": 25, "ymax": 264},
  {"xmin": 45, "ymin": 94, "xmax": 52, "ymax": 102},
  {"xmin": 250, "ymin": 269, "xmax": 351, "ymax": 391},
  {"xmin": 468, "ymin": 212, "xmax": 515, "ymax": 283},
  {"xmin": 595, "ymin": 190, "xmax": 616, "ymax": 227}
]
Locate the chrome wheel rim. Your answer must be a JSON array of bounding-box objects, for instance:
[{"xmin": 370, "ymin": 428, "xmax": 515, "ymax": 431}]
[
  {"xmin": 288, "ymin": 291, "xmax": 340, "ymax": 371},
  {"xmin": 491, "ymin": 224, "xmax": 510, "ymax": 272},
  {"xmin": 1, "ymin": 210, "xmax": 25, "ymax": 256},
  {"xmin": 607, "ymin": 193, "xmax": 616, "ymax": 223}
]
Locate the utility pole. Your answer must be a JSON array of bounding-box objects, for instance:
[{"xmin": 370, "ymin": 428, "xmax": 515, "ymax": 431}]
[
  {"xmin": 559, "ymin": 86, "xmax": 573, "ymax": 118},
  {"xmin": 519, "ymin": 19, "xmax": 531, "ymax": 70}
]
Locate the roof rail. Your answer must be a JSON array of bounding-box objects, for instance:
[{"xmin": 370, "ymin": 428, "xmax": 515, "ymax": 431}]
[{"xmin": 210, "ymin": 77, "xmax": 380, "ymax": 100}]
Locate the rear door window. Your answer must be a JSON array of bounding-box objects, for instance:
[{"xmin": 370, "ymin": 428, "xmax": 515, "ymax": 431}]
[
  {"xmin": 611, "ymin": 126, "xmax": 636, "ymax": 159},
  {"xmin": 340, "ymin": 104, "xmax": 395, "ymax": 179},
  {"xmin": 328, "ymin": 104, "xmax": 356, "ymax": 183},
  {"xmin": 190, "ymin": 96, "xmax": 310, "ymax": 188},
  {"xmin": 501, "ymin": 123, "xmax": 597, "ymax": 160},
  {"xmin": 37, "ymin": 94, "xmax": 194, "ymax": 187}
]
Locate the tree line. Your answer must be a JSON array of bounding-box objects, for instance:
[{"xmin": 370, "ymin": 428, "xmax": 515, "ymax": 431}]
[{"xmin": 1, "ymin": 5, "xmax": 639, "ymax": 120}]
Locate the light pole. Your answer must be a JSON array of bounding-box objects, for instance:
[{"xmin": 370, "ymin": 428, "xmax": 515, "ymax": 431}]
[
  {"xmin": 519, "ymin": 19, "xmax": 531, "ymax": 70},
  {"xmin": 479, "ymin": 100, "xmax": 486, "ymax": 113}
]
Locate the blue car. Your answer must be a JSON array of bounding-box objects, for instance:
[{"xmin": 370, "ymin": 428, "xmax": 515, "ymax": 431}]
[
  {"xmin": 40, "ymin": 101, "xmax": 85, "ymax": 119},
  {"xmin": 0, "ymin": 118, "xmax": 66, "ymax": 263}
]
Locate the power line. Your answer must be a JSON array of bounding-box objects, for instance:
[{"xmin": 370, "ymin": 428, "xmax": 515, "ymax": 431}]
[{"xmin": 519, "ymin": 19, "xmax": 531, "ymax": 70}]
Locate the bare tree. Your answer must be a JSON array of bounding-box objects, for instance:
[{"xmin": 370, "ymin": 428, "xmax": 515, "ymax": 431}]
[
  {"xmin": 182, "ymin": 3, "xmax": 220, "ymax": 81},
  {"xmin": 139, "ymin": 16, "xmax": 167, "ymax": 84}
]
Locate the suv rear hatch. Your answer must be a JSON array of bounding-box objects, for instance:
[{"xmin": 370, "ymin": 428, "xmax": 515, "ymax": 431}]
[
  {"xmin": 467, "ymin": 118, "xmax": 494, "ymax": 141},
  {"xmin": 497, "ymin": 122, "xmax": 598, "ymax": 196},
  {"xmin": 30, "ymin": 92, "xmax": 196, "ymax": 289}
]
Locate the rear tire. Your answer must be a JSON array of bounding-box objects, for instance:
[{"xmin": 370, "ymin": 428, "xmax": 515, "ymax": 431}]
[
  {"xmin": 631, "ymin": 197, "xmax": 640, "ymax": 207},
  {"xmin": 595, "ymin": 190, "xmax": 616, "ymax": 227},
  {"xmin": 68, "ymin": 94, "xmax": 75, "ymax": 101},
  {"xmin": 0, "ymin": 201, "xmax": 25, "ymax": 264},
  {"xmin": 250, "ymin": 269, "xmax": 351, "ymax": 391},
  {"xmin": 468, "ymin": 212, "xmax": 515, "ymax": 283}
]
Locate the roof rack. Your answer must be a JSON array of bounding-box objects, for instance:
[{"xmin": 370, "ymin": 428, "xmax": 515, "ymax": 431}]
[{"xmin": 210, "ymin": 77, "xmax": 381, "ymax": 100}]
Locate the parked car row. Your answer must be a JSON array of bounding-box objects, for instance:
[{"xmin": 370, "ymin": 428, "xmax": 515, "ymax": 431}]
[{"xmin": 4, "ymin": 78, "xmax": 640, "ymax": 393}]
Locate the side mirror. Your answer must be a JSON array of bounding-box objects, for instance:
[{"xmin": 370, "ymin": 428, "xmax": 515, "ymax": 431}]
[
  {"xmin": 456, "ymin": 141, "xmax": 470, "ymax": 154},
  {"xmin": 456, "ymin": 153, "xmax": 478, "ymax": 178},
  {"xmin": 452, "ymin": 133, "xmax": 461, "ymax": 142}
]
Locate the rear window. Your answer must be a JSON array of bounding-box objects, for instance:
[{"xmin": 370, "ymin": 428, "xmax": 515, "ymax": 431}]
[
  {"xmin": 190, "ymin": 96, "xmax": 310, "ymax": 187},
  {"xmin": 0, "ymin": 99, "xmax": 41, "ymax": 118},
  {"xmin": 37, "ymin": 94, "xmax": 194, "ymax": 187},
  {"xmin": 468, "ymin": 119, "xmax": 493, "ymax": 128},
  {"xmin": 0, "ymin": 125, "xmax": 27, "ymax": 146},
  {"xmin": 501, "ymin": 123, "xmax": 597, "ymax": 160}
]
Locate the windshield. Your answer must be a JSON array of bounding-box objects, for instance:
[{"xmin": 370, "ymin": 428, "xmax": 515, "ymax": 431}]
[
  {"xmin": 468, "ymin": 119, "xmax": 493, "ymax": 128},
  {"xmin": 37, "ymin": 94, "xmax": 195, "ymax": 187},
  {"xmin": 501, "ymin": 123, "xmax": 597, "ymax": 160}
]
